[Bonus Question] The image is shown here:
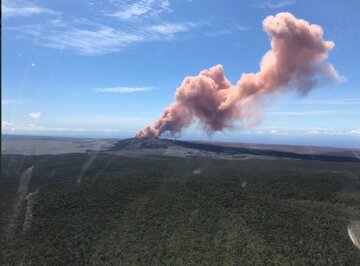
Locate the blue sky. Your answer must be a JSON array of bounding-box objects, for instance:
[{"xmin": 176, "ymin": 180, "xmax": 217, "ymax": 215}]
[{"xmin": 2, "ymin": 0, "xmax": 360, "ymax": 147}]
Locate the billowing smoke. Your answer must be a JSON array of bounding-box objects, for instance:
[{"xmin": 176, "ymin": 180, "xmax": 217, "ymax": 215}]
[{"xmin": 136, "ymin": 12, "xmax": 341, "ymax": 138}]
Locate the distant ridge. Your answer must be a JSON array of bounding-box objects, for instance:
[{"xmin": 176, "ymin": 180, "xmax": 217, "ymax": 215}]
[{"xmin": 108, "ymin": 137, "xmax": 360, "ymax": 163}]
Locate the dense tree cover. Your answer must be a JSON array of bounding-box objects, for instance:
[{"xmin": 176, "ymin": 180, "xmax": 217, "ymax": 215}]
[{"xmin": 1, "ymin": 154, "xmax": 360, "ymax": 265}]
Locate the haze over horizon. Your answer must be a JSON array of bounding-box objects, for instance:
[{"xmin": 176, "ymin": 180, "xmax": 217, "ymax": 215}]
[{"xmin": 2, "ymin": 0, "xmax": 360, "ymax": 148}]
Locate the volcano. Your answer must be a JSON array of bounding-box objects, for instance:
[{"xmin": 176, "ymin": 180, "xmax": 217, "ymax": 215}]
[{"xmin": 106, "ymin": 137, "xmax": 359, "ymax": 163}]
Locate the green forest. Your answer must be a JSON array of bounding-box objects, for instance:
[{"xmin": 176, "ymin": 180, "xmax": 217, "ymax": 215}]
[{"xmin": 1, "ymin": 153, "xmax": 360, "ymax": 265}]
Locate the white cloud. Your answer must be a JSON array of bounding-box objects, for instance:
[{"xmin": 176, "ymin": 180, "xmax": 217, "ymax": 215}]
[
  {"xmin": 250, "ymin": 127, "xmax": 360, "ymax": 136},
  {"xmin": 349, "ymin": 129, "xmax": 360, "ymax": 135},
  {"xmin": 269, "ymin": 129, "xmax": 278, "ymax": 134},
  {"xmin": 5, "ymin": 0, "xmax": 201, "ymax": 55},
  {"xmin": 2, "ymin": 121, "xmax": 13, "ymax": 126},
  {"xmin": 147, "ymin": 22, "xmax": 195, "ymax": 36},
  {"xmin": 95, "ymin": 86, "xmax": 153, "ymax": 93},
  {"xmin": 2, "ymin": 0, "xmax": 59, "ymax": 18},
  {"xmin": 29, "ymin": 112, "xmax": 41, "ymax": 119},
  {"xmin": 252, "ymin": 0, "xmax": 296, "ymax": 9},
  {"xmin": 206, "ymin": 25, "xmax": 249, "ymax": 37},
  {"xmin": 2, "ymin": 99, "xmax": 25, "ymax": 105},
  {"xmin": 1, "ymin": 115, "xmax": 153, "ymax": 134},
  {"xmin": 49, "ymin": 26, "xmax": 145, "ymax": 55},
  {"xmin": 2, "ymin": 121, "xmax": 15, "ymax": 132},
  {"xmin": 2, "ymin": 122, "xmax": 86, "ymax": 133},
  {"xmin": 109, "ymin": 0, "xmax": 171, "ymax": 20},
  {"xmin": 235, "ymin": 25, "xmax": 249, "ymax": 31},
  {"xmin": 3, "ymin": 118, "xmax": 360, "ymax": 139},
  {"xmin": 206, "ymin": 29, "xmax": 233, "ymax": 37},
  {"xmin": 9, "ymin": 20, "xmax": 198, "ymax": 55}
]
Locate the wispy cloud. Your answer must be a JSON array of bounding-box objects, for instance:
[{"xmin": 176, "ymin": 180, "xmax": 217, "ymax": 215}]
[
  {"xmin": 206, "ymin": 25, "xmax": 249, "ymax": 37},
  {"xmin": 5, "ymin": 0, "xmax": 201, "ymax": 55},
  {"xmin": 44, "ymin": 25, "xmax": 144, "ymax": 55},
  {"xmin": 2, "ymin": 121, "xmax": 14, "ymax": 132},
  {"xmin": 29, "ymin": 112, "xmax": 41, "ymax": 119},
  {"xmin": 2, "ymin": 121, "xmax": 86, "ymax": 133},
  {"xmin": 95, "ymin": 86, "xmax": 153, "ymax": 93},
  {"xmin": 252, "ymin": 0, "xmax": 296, "ymax": 9},
  {"xmin": 2, "ymin": 0, "xmax": 59, "ymax": 18},
  {"xmin": 2, "ymin": 99, "xmax": 25, "ymax": 105},
  {"xmin": 109, "ymin": 0, "xmax": 171, "ymax": 20},
  {"xmin": 147, "ymin": 22, "xmax": 197, "ymax": 36},
  {"xmin": 251, "ymin": 126, "xmax": 360, "ymax": 136},
  {"xmin": 2, "ymin": 115, "xmax": 153, "ymax": 134},
  {"xmin": 9, "ymin": 20, "xmax": 198, "ymax": 55}
]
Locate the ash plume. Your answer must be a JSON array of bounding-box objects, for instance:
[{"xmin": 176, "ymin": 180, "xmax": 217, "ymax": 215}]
[{"xmin": 136, "ymin": 12, "xmax": 341, "ymax": 138}]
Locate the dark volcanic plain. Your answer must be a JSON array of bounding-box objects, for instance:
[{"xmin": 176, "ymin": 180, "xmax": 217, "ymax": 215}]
[{"xmin": 1, "ymin": 135, "xmax": 360, "ymax": 265}]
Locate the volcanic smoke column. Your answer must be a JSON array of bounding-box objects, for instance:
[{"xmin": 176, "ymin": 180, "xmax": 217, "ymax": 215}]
[{"xmin": 136, "ymin": 12, "xmax": 341, "ymax": 138}]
